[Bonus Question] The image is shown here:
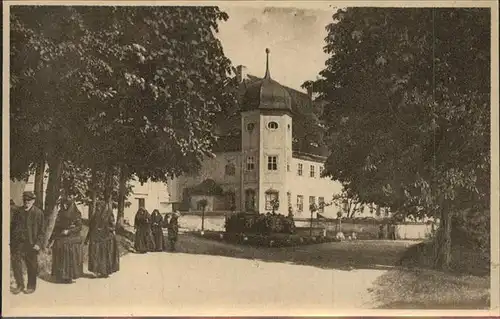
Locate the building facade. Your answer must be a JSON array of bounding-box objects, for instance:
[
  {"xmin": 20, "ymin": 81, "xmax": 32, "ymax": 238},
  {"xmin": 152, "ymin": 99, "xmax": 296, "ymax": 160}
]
[
  {"xmin": 11, "ymin": 174, "xmax": 170, "ymax": 226},
  {"xmin": 167, "ymin": 49, "xmax": 344, "ymax": 218}
]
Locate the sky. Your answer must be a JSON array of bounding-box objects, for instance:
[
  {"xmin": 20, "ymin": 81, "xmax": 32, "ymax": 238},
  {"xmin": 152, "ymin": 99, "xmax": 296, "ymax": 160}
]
[{"xmin": 216, "ymin": 4, "xmax": 337, "ymax": 92}]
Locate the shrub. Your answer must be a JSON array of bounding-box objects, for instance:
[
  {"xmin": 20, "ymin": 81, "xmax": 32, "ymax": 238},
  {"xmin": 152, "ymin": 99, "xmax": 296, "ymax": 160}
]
[
  {"xmin": 225, "ymin": 212, "xmax": 296, "ymax": 235},
  {"xmin": 451, "ymin": 209, "xmax": 490, "ymax": 254}
]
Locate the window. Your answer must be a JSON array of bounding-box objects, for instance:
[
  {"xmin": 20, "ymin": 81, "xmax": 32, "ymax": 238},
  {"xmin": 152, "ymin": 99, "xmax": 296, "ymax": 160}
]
[
  {"xmin": 265, "ymin": 191, "xmax": 279, "ymax": 211},
  {"xmin": 287, "ymin": 163, "xmax": 290, "ymax": 172},
  {"xmin": 267, "ymin": 156, "xmax": 278, "ymax": 171},
  {"xmin": 247, "ymin": 123, "xmax": 255, "ymax": 131},
  {"xmin": 246, "ymin": 156, "xmax": 255, "ymax": 171},
  {"xmin": 310, "ymin": 165, "xmax": 315, "ymax": 178},
  {"xmin": 287, "ymin": 192, "xmax": 292, "ymax": 208},
  {"xmin": 309, "ymin": 196, "xmax": 316, "ymax": 209},
  {"xmin": 318, "ymin": 197, "xmax": 325, "ymax": 213},
  {"xmin": 137, "ymin": 198, "xmax": 145, "ymax": 209},
  {"xmin": 297, "ymin": 163, "xmax": 303, "ymax": 176},
  {"xmin": 287, "ymin": 124, "xmax": 291, "ymax": 130},
  {"xmin": 245, "ymin": 189, "xmax": 256, "ymax": 211},
  {"xmin": 197, "ymin": 201, "xmax": 207, "ymax": 210},
  {"xmin": 268, "ymin": 121, "xmax": 279, "ymax": 130},
  {"xmin": 296, "ymin": 195, "xmax": 304, "ymax": 212},
  {"xmin": 319, "ymin": 166, "xmax": 324, "ymax": 177},
  {"xmin": 225, "ymin": 163, "xmax": 235, "ymax": 176}
]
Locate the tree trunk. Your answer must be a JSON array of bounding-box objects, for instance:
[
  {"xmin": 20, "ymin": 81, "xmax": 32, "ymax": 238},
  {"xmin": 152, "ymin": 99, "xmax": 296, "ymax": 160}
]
[
  {"xmin": 103, "ymin": 167, "xmax": 114, "ymax": 210},
  {"xmin": 88, "ymin": 167, "xmax": 98, "ymax": 221},
  {"xmin": 116, "ymin": 165, "xmax": 128, "ymax": 230},
  {"xmin": 42, "ymin": 156, "xmax": 63, "ymax": 249},
  {"xmin": 34, "ymin": 156, "xmax": 46, "ymax": 210},
  {"xmin": 44, "ymin": 156, "xmax": 63, "ymax": 214},
  {"xmin": 433, "ymin": 205, "xmax": 453, "ymax": 270},
  {"xmin": 201, "ymin": 207, "xmax": 205, "ymax": 232}
]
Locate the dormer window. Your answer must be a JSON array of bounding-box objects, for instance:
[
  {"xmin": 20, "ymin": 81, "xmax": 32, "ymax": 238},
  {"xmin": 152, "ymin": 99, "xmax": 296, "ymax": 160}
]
[{"xmin": 268, "ymin": 121, "xmax": 278, "ymax": 130}]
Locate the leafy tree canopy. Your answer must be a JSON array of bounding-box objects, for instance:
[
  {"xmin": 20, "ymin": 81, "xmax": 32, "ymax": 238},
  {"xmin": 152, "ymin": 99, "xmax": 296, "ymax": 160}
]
[
  {"xmin": 313, "ymin": 8, "xmax": 490, "ymax": 220},
  {"xmin": 10, "ymin": 6, "xmax": 237, "ymax": 188}
]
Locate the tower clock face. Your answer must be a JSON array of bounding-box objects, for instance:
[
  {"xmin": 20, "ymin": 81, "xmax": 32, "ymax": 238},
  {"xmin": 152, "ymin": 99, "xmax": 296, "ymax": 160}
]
[{"xmin": 247, "ymin": 123, "xmax": 255, "ymax": 131}]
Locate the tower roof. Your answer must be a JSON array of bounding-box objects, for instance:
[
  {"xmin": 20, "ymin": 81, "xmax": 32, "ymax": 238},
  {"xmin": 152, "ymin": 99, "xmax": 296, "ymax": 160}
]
[{"xmin": 241, "ymin": 48, "xmax": 292, "ymax": 113}]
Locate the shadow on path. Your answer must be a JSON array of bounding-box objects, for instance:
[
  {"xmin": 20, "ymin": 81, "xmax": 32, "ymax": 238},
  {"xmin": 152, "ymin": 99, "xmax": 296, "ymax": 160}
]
[{"xmin": 172, "ymin": 234, "xmax": 418, "ymax": 272}]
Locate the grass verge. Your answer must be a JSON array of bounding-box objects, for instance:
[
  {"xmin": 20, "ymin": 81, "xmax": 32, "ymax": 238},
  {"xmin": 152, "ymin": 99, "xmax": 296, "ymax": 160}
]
[
  {"xmin": 372, "ymin": 268, "xmax": 490, "ymax": 309},
  {"xmin": 373, "ymin": 239, "xmax": 491, "ymax": 309}
]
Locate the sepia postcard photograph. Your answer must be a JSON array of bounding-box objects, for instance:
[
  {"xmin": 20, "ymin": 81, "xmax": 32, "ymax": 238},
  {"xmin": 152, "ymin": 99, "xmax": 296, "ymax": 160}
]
[{"xmin": 2, "ymin": 0, "xmax": 499, "ymax": 317}]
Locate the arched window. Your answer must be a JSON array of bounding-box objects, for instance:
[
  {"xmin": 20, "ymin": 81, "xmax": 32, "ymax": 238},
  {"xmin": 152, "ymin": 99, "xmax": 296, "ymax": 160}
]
[
  {"xmin": 265, "ymin": 190, "xmax": 279, "ymax": 211},
  {"xmin": 267, "ymin": 121, "xmax": 279, "ymax": 130}
]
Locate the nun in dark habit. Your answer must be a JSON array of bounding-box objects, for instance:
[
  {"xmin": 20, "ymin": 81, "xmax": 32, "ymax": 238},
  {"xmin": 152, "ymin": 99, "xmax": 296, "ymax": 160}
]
[
  {"xmin": 49, "ymin": 196, "xmax": 84, "ymax": 283},
  {"xmin": 150, "ymin": 209, "xmax": 164, "ymax": 252},
  {"xmin": 85, "ymin": 201, "xmax": 120, "ymax": 278},
  {"xmin": 134, "ymin": 207, "xmax": 155, "ymax": 253}
]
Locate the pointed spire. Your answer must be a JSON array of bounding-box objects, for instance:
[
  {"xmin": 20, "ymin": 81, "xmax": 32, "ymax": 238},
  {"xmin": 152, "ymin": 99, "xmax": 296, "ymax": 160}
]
[{"xmin": 264, "ymin": 48, "xmax": 271, "ymax": 79}]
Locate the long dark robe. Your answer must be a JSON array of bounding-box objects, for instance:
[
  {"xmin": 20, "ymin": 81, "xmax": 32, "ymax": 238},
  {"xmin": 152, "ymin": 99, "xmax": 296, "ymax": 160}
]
[
  {"xmin": 134, "ymin": 209, "xmax": 155, "ymax": 253},
  {"xmin": 150, "ymin": 211, "xmax": 164, "ymax": 252},
  {"xmin": 50, "ymin": 202, "xmax": 84, "ymax": 281},
  {"xmin": 86, "ymin": 202, "xmax": 119, "ymax": 276},
  {"xmin": 167, "ymin": 215, "xmax": 179, "ymax": 251}
]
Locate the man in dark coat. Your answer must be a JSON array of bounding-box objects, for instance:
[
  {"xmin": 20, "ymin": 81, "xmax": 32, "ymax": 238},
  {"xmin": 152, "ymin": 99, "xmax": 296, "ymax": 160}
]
[{"xmin": 10, "ymin": 191, "xmax": 45, "ymax": 294}]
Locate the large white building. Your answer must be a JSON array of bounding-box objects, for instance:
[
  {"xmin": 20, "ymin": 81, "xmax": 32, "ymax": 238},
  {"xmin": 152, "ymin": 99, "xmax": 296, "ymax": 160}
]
[{"xmin": 167, "ymin": 49, "xmax": 344, "ymax": 218}]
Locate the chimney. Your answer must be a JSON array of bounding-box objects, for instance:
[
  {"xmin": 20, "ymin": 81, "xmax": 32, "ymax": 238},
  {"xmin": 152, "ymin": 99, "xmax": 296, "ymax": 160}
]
[
  {"xmin": 306, "ymin": 85, "xmax": 313, "ymax": 101},
  {"xmin": 236, "ymin": 65, "xmax": 247, "ymax": 83}
]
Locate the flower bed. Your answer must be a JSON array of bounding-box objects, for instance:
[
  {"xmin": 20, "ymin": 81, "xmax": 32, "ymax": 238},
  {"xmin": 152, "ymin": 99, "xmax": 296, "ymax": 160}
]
[{"xmin": 191, "ymin": 230, "xmax": 340, "ymax": 248}]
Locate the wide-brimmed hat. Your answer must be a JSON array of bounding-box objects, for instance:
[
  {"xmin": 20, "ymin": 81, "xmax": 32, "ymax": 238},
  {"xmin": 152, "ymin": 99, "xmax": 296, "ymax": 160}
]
[{"xmin": 22, "ymin": 191, "xmax": 36, "ymax": 200}]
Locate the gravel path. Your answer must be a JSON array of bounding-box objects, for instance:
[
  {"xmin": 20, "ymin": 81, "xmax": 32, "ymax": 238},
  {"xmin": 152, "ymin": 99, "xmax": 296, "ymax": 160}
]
[{"xmin": 5, "ymin": 236, "xmax": 413, "ymax": 316}]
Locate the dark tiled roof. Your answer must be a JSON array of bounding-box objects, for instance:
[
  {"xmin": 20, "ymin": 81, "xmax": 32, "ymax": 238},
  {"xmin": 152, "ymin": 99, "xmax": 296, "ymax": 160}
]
[
  {"xmin": 213, "ymin": 75, "xmax": 329, "ymax": 157},
  {"xmin": 242, "ymin": 77, "xmax": 292, "ymax": 112}
]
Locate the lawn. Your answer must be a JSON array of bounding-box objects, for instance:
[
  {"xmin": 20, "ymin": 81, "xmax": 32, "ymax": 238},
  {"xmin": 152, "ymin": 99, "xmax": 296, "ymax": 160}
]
[
  {"xmin": 373, "ymin": 240, "xmax": 490, "ymax": 309},
  {"xmin": 371, "ymin": 268, "xmax": 490, "ymax": 309}
]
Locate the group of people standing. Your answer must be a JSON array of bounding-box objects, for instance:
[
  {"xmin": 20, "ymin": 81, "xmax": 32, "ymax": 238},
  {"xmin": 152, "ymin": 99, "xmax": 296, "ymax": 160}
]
[
  {"xmin": 133, "ymin": 208, "xmax": 179, "ymax": 253},
  {"xmin": 10, "ymin": 191, "xmax": 120, "ymax": 295}
]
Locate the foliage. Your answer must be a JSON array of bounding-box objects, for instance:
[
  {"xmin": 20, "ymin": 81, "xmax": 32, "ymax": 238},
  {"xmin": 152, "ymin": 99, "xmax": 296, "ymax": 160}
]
[
  {"xmin": 311, "ymin": 8, "xmax": 490, "ymax": 268},
  {"xmin": 10, "ymin": 6, "xmax": 237, "ymax": 209},
  {"xmin": 60, "ymin": 161, "xmax": 133, "ymax": 208},
  {"xmin": 225, "ymin": 212, "xmax": 296, "ymax": 235},
  {"xmin": 331, "ymin": 186, "xmax": 365, "ymax": 218},
  {"xmin": 197, "ymin": 231, "xmax": 338, "ymax": 248},
  {"xmin": 451, "ymin": 209, "xmax": 490, "ymax": 254},
  {"xmin": 270, "ymin": 198, "xmax": 280, "ymax": 213}
]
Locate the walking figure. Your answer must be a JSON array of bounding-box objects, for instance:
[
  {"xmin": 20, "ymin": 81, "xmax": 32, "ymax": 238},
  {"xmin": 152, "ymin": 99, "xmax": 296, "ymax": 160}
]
[
  {"xmin": 134, "ymin": 207, "xmax": 155, "ymax": 253},
  {"xmin": 150, "ymin": 209, "xmax": 164, "ymax": 252},
  {"xmin": 10, "ymin": 191, "xmax": 45, "ymax": 294},
  {"xmin": 85, "ymin": 201, "xmax": 120, "ymax": 278},
  {"xmin": 49, "ymin": 196, "xmax": 84, "ymax": 283},
  {"xmin": 167, "ymin": 212, "xmax": 180, "ymax": 251}
]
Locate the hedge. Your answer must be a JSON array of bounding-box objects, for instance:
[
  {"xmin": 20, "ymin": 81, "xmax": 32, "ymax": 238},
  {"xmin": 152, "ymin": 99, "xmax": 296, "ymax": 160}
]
[
  {"xmin": 225, "ymin": 212, "xmax": 295, "ymax": 235},
  {"xmin": 193, "ymin": 231, "xmax": 339, "ymax": 248}
]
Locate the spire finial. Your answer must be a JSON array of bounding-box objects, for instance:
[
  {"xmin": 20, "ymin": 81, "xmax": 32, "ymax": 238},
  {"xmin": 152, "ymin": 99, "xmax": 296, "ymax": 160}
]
[{"xmin": 264, "ymin": 48, "xmax": 271, "ymax": 79}]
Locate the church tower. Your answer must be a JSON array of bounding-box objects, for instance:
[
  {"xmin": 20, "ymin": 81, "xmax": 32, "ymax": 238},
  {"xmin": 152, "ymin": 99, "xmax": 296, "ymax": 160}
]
[{"xmin": 240, "ymin": 49, "xmax": 293, "ymax": 214}]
